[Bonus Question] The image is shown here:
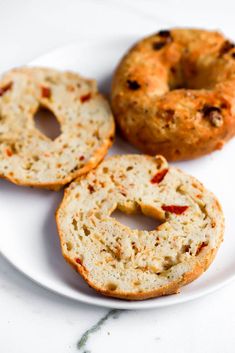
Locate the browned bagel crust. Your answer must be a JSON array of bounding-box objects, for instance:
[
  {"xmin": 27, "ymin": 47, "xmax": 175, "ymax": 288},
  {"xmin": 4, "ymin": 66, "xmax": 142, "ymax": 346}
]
[
  {"xmin": 111, "ymin": 28, "xmax": 235, "ymax": 161},
  {"xmin": 61, "ymin": 243, "xmax": 222, "ymax": 300}
]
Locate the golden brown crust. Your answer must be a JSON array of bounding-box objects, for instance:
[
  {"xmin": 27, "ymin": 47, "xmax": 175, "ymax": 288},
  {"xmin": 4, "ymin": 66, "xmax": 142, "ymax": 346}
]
[
  {"xmin": 0, "ymin": 132, "xmax": 114, "ymax": 190},
  {"xmin": 56, "ymin": 234, "xmax": 222, "ymax": 300},
  {"xmin": 111, "ymin": 28, "xmax": 235, "ymax": 161},
  {"xmin": 58, "ymin": 233, "xmax": 223, "ymax": 301}
]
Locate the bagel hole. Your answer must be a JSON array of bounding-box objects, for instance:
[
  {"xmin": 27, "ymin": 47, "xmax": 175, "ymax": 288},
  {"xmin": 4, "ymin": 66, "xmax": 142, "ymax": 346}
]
[
  {"xmin": 168, "ymin": 61, "xmax": 217, "ymax": 91},
  {"xmin": 111, "ymin": 209, "xmax": 163, "ymax": 231},
  {"xmin": 34, "ymin": 106, "xmax": 61, "ymax": 140}
]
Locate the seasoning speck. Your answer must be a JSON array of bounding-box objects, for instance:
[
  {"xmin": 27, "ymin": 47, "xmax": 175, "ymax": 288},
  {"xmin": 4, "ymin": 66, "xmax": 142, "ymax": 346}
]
[
  {"xmin": 127, "ymin": 79, "xmax": 141, "ymax": 90},
  {"xmin": 157, "ymin": 30, "xmax": 171, "ymax": 37},
  {"xmin": 152, "ymin": 41, "xmax": 166, "ymax": 50},
  {"xmin": 201, "ymin": 105, "xmax": 223, "ymax": 127},
  {"xmin": 219, "ymin": 40, "xmax": 235, "ymax": 56}
]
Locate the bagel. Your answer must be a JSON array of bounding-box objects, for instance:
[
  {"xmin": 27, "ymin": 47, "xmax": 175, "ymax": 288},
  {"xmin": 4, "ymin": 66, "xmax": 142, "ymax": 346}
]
[
  {"xmin": 56, "ymin": 154, "xmax": 224, "ymax": 300},
  {"xmin": 111, "ymin": 29, "xmax": 235, "ymax": 160},
  {"xmin": 0, "ymin": 67, "xmax": 114, "ymax": 190}
]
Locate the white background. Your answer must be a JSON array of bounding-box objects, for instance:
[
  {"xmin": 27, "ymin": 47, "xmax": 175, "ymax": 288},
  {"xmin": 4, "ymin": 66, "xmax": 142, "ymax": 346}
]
[{"xmin": 0, "ymin": 0, "xmax": 235, "ymax": 352}]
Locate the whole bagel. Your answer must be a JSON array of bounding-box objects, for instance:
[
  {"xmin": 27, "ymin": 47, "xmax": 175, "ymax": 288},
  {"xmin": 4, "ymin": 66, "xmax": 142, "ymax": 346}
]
[{"xmin": 111, "ymin": 29, "xmax": 235, "ymax": 160}]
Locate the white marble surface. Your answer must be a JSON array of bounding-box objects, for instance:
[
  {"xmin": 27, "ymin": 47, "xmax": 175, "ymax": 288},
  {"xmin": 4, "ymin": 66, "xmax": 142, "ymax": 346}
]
[{"xmin": 0, "ymin": 0, "xmax": 235, "ymax": 352}]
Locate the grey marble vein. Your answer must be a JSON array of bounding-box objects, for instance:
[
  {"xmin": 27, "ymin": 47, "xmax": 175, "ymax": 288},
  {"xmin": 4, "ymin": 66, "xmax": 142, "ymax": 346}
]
[{"xmin": 77, "ymin": 309, "xmax": 123, "ymax": 352}]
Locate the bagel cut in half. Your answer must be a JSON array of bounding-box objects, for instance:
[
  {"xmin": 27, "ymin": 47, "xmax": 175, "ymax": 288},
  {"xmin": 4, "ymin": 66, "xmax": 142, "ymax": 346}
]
[
  {"xmin": 0, "ymin": 67, "xmax": 114, "ymax": 190},
  {"xmin": 111, "ymin": 28, "xmax": 235, "ymax": 161},
  {"xmin": 56, "ymin": 154, "xmax": 224, "ymax": 300}
]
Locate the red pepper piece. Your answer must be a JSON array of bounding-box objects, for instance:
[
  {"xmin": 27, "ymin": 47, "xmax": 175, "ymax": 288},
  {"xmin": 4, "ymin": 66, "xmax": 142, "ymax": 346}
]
[
  {"xmin": 80, "ymin": 93, "xmax": 91, "ymax": 103},
  {"xmin": 41, "ymin": 86, "xmax": 51, "ymax": 98},
  {"xmin": 151, "ymin": 169, "xmax": 168, "ymax": 184},
  {"xmin": 162, "ymin": 205, "xmax": 188, "ymax": 215},
  {"xmin": 5, "ymin": 148, "xmax": 13, "ymax": 157}
]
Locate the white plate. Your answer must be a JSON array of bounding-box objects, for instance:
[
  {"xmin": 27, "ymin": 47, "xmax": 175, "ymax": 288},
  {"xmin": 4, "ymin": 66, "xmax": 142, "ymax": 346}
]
[{"xmin": 1, "ymin": 34, "xmax": 235, "ymax": 310}]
